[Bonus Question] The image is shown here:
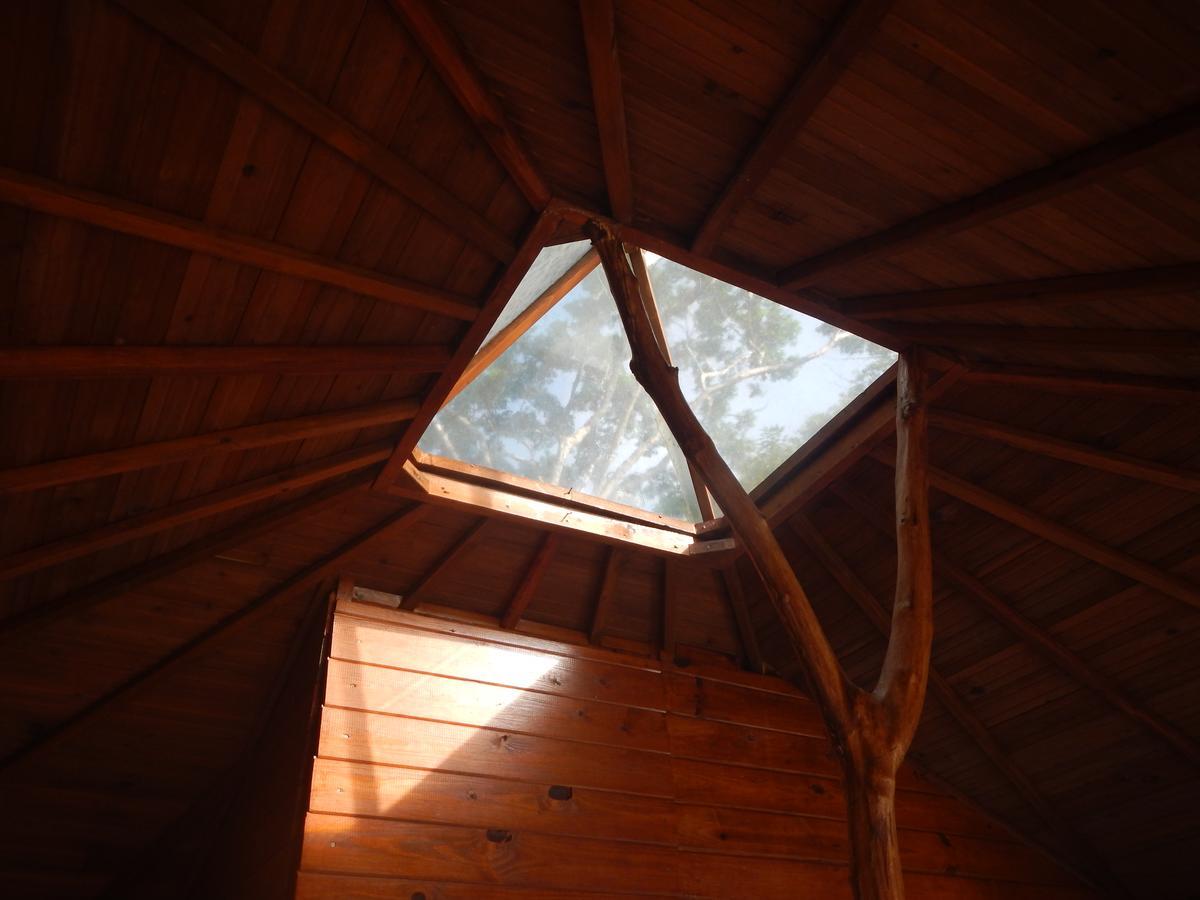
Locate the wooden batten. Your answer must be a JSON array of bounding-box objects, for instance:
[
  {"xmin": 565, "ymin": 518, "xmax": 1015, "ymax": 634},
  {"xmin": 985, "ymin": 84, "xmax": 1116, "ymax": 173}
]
[{"xmin": 579, "ymin": 0, "xmax": 634, "ymax": 222}]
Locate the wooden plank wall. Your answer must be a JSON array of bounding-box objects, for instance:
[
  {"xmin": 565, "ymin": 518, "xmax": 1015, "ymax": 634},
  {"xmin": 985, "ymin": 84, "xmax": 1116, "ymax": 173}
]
[{"xmin": 295, "ymin": 600, "xmax": 1095, "ymax": 898}]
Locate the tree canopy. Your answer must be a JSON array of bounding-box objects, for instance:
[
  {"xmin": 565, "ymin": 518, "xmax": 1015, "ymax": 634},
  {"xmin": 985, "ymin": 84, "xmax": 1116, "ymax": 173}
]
[{"xmin": 419, "ymin": 251, "xmax": 894, "ymax": 520}]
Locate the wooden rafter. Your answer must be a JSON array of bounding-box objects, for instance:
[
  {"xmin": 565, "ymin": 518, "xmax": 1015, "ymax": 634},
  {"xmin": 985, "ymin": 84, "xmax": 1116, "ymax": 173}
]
[
  {"xmin": 930, "ymin": 409, "xmax": 1200, "ymax": 493},
  {"xmin": 962, "ymin": 363, "xmax": 1200, "ymax": 404},
  {"xmin": 878, "ymin": 323, "xmax": 1200, "ymax": 355},
  {"xmin": 376, "ymin": 209, "xmax": 562, "ymax": 486},
  {"xmin": 115, "ymin": 0, "xmax": 517, "ymax": 262},
  {"xmin": 0, "ymin": 476, "xmax": 372, "ymax": 640},
  {"xmin": 841, "ymin": 262, "xmax": 1200, "ymax": 319},
  {"xmin": 0, "ymin": 168, "xmax": 480, "ymax": 320},
  {"xmin": 0, "ymin": 344, "xmax": 450, "ymax": 379},
  {"xmin": 691, "ymin": 0, "xmax": 895, "ymax": 255},
  {"xmin": 443, "ymin": 249, "xmax": 599, "ymax": 407},
  {"xmin": 722, "ymin": 568, "xmax": 765, "ymax": 674},
  {"xmin": 778, "ymin": 103, "xmax": 1200, "ymax": 289},
  {"xmin": 386, "ymin": 0, "xmax": 551, "ymax": 210},
  {"xmin": 873, "ymin": 454, "xmax": 1200, "ymax": 610},
  {"xmin": 500, "ymin": 532, "xmax": 559, "ymax": 629},
  {"xmin": 629, "ymin": 247, "xmax": 715, "ymax": 520},
  {"xmin": 832, "ymin": 483, "xmax": 1200, "ymax": 771},
  {"xmin": 0, "ymin": 502, "xmax": 428, "ymax": 773},
  {"xmin": 589, "ymin": 546, "xmax": 622, "ymax": 644},
  {"xmin": 0, "ymin": 397, "xmax": 418, "ymax": 495},
  {"xmin": 789, "ymin": 515, "xmax": 1120, "ymax": 892},
  {"xmin": 579, "ymin": 0, "xmax": 634, "ymax": 222},
  {"xmin": 0, "ymin": 442, "xmax": 392, "ymax": 583},
  {"xmin": 401, "ymin": 518, "xmax": 490, "ymax": 610}
]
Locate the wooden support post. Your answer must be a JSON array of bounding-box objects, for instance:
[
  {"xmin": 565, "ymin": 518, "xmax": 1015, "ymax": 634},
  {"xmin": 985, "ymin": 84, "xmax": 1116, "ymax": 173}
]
[
  {"xmin": 589, "ymin": 546, "xmax": 622, "ymax": 644},
  {"xmin": 501, "ymin": 532, "xmax": 559, "ymax": 629},
  {"xmin": 589, "ymin": 218, "xmax": 933, "ymax": 900},
  {"xmin": 661, "ymin": 558, "xmax": 679, "ymax": 662}
]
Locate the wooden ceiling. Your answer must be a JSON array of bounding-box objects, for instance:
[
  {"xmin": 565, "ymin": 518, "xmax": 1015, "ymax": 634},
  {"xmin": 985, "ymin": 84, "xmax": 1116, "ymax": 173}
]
[{"xmin": 0, "ymin": 0, "xmax": 1197, "ymax": 897}]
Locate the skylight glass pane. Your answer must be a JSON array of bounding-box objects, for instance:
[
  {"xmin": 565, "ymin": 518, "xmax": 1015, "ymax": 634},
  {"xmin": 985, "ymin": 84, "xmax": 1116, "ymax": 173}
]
[
  {"xmin": 483, "ymin": 240, "xmax": 591, "ymax": 343},
  {"xmin": 645, "ymin": 254, "xmax": 897, "ymax": 490},
  {"xmin": 420, "ymin": 264, "xmax": 702, "ymax": 521}
]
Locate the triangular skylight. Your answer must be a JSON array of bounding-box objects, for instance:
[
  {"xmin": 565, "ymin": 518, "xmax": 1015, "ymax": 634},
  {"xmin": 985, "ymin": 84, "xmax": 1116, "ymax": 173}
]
[{"xmin": 417, "ymin": 242, "xmax": 896, "ymax": 522}]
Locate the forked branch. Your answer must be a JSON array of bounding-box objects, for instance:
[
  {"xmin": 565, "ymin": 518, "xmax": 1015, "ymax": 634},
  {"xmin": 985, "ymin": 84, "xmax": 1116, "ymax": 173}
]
[{"xmin": 587, "ymin": 219, "xmax": 932, "ymax": 900}]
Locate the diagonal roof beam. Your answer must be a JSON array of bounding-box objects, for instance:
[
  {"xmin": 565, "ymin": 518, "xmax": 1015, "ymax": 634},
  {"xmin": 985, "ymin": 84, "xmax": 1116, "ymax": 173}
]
[
  {"xmin": 930, "ymin": 409, "xmax": 1200, "ymax": 494},
  {"xmin": 0, "ymin": 167, "xmax": 480, "ymax": 320},
  {"xmin": 580, "ymin": 0, "xmax": 634, "ymax": 222},
  {"xmin": 871, "ymin": 453, "xmax": 1200, "ymax": 610},
  {"xmin": 443, "ymin": 249, "xmax": 599, "ymax": 407},
  {"xmin": 115, "ymin": 0, "xmax": 517, "ymax": 261},
  {"xmin": 0, "ymin": 502, "xmax": 428, "ymax": 774},
  {"xmin": 500, "ymin": 532, "xmax": 560, "ymax": 629},
  {"xmin": 779, "ymin": 103, "xmax": 1200, "ymax": 289},
  {"xmin": 386, "ymin": 0, "xmax": 551, "ymax": 210},
  {"xmin": 401, "ymin": 517, "xmax": 491, "ymax": 610},
  {"xmin": 790, "ymin": 515, "xmax": 1124, "ymax": 893},
  {"xmin": 0, "ymin": 344, "xmax": 450, "ymax": 379},
  {"xmin": 832, "ymin": 483, "xmax": 1200, "ymax": 771},
  {"xmin": 691, "ymin": 0, "xmax": 895, "ymax": 255},
  {"xmin": 722, "ymin": 568, "xmax": 765, "ymax": 673},
  {"xmin": 588, "ymin": 546, "xmax": 623, "ymax": 644},
  {"xmin": 0, "ymin": 396, "xmax": 419, "ymax": 496},
  {"xmin": 841, "ymin": 263, "xmax": 1200, "ymax": 319},
  {"xmin": 0, "ymin": 442, "xmax": 392, "ymax": 583}
]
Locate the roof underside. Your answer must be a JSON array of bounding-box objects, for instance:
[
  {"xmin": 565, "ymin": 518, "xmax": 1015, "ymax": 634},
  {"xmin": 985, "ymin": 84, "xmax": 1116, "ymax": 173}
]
[{"xmin": 0, "ymin": 0, "xmax": 1197, "ymax": 897}]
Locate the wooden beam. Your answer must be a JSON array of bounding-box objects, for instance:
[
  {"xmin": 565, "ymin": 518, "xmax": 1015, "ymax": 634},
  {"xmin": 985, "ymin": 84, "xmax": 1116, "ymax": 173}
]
[
  {"xmin": 579, "ymin": 0, "xmax": 634, "ymax": 222},
  {"xmin": 930, "ymin": 409, "xmax": 1200, "ymax": 493},
  {"xmin": 0, "ymin": 344, "xmax": 450, "ymax": 379},
  {"xmin": 589, "ymin": 546, "xmax": 622, "ymax": 644},
  {"xmin": 500, "ymin": 532, "xmax": 559, "ymax": 629},
  {"xmin": 376, "ymin": 209, "xmax": 562, "ymax": 486},
  {"xmin": 444, "ymin": 249, "xmax": 599, "ymax": 407},
  {"xmin": 401, "ymin": 518, "xmax": 490, "ymax": 610},
  {"xmin": 0, "ymin": 442, "xmax": 391, "ymax": 582},
  {"xmin": 962, "ymin": 363, "xmax": 1200, "ymax": 404},
  {"xmin": 661, "ymin": 558, "xmax": 679, "ymax": 661},
  {"xmin": 832, "ymin": 483, "xmax": 1200, "ymax": 771},
  {"xmin": 0, "ymin": 476, "xmax": 371, "ymax": 640},
  {"xmin": 0, "ymin": 503, "xmax": 428, "ymax": 774},
  {"xmin": 0, "ymin": 397, "xmax": 419, "ymax": 495},
  {"xmin": 389, "ymin": 458, "xmax": 698, "ymax": 555},
  {"xmin": 873, "ymin": 454, "xmax": 1200, "ymax": 610},
  {"xmin": 385, "ymin": 0, "xmax": 551, "ymax": 210},
  {"xmin": 115, "ymin": 0, "xmax": 517, "ymax": 261},
  {"xmin": 842, "ymin": 263, "xmax": 1200, "ymax": 319},
  {"xmin": 789, "ymin": 515, "xmax": 1120, "ymax": 891},
  {"xmin": 722, "ymin": 568, "xmax": 765, "ymax": 673},
  {"xmin": 629, "ymin": 247, "xmax": 715, "ymax": 520},
  {"xmin": 878, "ymin": 322, "xmax": 1200, "ymax": 354},
  {"xmin": 0, "ymin": 168, "xmax": 481, "ymax": 319},
  {"xmin": 691, "ymin": 0, "xmax": 894, "ymax": 254},
  {"xmin": 779, "ymin": 103, "xmax": 1200, "ymax": 288}
]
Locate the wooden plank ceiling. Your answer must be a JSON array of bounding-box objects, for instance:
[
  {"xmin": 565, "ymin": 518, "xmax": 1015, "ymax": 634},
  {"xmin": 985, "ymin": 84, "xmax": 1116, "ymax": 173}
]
[{"xmin": 0, "ymin": 0, "xmax": 1197, "ymax": 897}]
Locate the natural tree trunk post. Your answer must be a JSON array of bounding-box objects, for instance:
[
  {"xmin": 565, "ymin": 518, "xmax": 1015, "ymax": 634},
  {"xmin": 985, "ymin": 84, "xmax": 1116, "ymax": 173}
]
[{"xmin": 587, "ymin": 220, "xmax": 932, "ymax": 900}]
